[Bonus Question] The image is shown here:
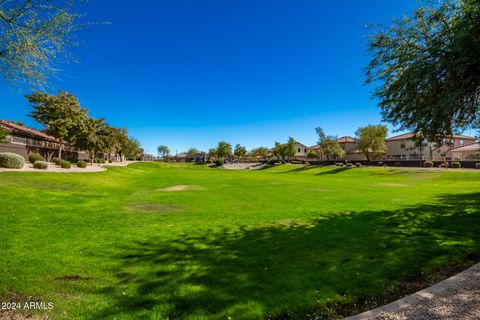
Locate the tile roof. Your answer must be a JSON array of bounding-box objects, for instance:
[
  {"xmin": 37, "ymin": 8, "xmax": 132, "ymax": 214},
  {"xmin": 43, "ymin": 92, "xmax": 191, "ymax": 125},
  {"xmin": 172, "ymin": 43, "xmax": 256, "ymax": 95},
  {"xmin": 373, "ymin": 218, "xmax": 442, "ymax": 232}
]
[
  {"xmin": 336, "ymin": 136, "xmax": 357, "ymax": 143},
  {"xmin": 0, "ymin": 120, "xmax": 58, "ymax": 142},
  {"xmin": 450, "ymin": 143, "xmax": 480, "ymax": 152},
  {"xmin": 386, "ymin": 132, "xmax": 476, "ymax": 142}
]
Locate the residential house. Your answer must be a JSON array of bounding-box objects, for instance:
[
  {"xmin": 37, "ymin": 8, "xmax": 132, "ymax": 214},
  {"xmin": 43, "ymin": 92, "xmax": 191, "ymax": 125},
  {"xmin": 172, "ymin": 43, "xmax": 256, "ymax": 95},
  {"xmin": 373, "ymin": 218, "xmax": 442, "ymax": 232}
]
[
  {"xmin": 0, "ymin": 120, "xmax": 87, "ymax": 161},
  {"xmin": 450, "ymin": 143, "xmax": 480, "ymax": 161},
  {"xmin": 385, "ymin": 133, "xmax": 476, "ymax": 161},
  {"xmin": 294, "ymin": 142, "xmax": 309, "ymax": 158}
]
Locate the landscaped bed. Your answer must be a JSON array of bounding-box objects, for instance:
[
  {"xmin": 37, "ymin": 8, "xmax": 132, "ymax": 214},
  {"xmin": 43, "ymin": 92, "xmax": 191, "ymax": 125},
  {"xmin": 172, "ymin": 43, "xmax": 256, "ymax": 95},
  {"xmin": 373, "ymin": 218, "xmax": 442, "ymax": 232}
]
[{"xmin": 0, "ymin": 162, "xmax": 479, "ymax": 319}]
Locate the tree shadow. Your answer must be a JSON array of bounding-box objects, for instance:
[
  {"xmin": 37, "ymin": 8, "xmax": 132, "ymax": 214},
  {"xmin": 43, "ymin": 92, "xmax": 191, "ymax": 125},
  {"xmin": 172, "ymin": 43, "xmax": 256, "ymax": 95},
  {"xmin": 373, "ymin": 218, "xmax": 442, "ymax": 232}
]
[
  {"xmin": 92, "ymin": 193, "xmax": 480, "ymax": 320},
  {"xmin": 315, "ymin": 167, "xmax": 350, "ymax": 175}
]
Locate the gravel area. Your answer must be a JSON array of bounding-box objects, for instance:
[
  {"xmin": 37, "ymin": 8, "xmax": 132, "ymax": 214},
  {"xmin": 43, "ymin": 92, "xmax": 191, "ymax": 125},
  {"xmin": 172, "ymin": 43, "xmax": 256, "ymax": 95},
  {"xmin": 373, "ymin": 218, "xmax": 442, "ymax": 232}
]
[
  {"xmin": 348, "ymin": 263, "xmax": 480, "ymax": 320},
  {"xmin": 222, "ymin": 163, "xmax": 269, "ymax": 170},
  {"xmin": 0, "ymin": 161, "xmax": 136, "ymax": 173}
]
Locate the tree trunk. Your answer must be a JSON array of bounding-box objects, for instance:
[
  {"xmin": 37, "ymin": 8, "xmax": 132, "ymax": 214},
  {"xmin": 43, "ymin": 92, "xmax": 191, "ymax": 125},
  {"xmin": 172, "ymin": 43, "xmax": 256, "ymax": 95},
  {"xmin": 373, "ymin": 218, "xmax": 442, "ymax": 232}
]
[{"xmin": 58, "ymin": 143, "xmax": 64, "ymax": 159}]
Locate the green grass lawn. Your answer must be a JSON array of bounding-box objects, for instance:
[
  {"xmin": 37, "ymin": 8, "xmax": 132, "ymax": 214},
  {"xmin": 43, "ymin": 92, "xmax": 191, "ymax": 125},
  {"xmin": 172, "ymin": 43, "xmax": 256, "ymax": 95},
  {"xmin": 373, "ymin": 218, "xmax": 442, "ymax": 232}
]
[{"xmin": 1, "ymin": 163, "xmax": 479, "ymax": 319}]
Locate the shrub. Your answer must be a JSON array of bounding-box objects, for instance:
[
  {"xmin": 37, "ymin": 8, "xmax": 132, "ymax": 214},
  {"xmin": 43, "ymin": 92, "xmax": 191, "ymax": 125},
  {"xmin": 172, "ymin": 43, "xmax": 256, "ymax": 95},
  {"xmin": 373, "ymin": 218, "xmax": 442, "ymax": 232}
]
[
  {"xmin": 423, "ymin": 161, "xmax": 433, "ymax": 168},
  {"xmin": 304, "ymin": 161, "xmax": 310, "ymax": 166},
  {"xmin": 345, "ymin": 163, "xmax": 353, "ymax": 168},
  {"xmin": 94, "ymin": 158, "xmax": 106, "ymax": 164},
  {"xmin": 394, "ymin": 162, "xmax": 401, "ymax": 167},
  {"xmin": 76, "ymin": 160, "xmax": 87, "ymax": 168},
  {"xmin": 0, "ymin": 152, "xmax": 25, "ymax": 169},
  {"xmin": 267, "ymin": 159, "xmax": 276, "ymax": 165},
  {"xmin": 476, "ymin": 163, "xmax": 480, "ymax": 169},
  {"xmin": 28, "ymin": 153, "xmax": 45, "ymax": 163},
  {"xmin": 33, "ymin": 161, "xmax": 48, "ymax": 170},
  {"xmin": 215, "ymin": 159, "xmax": 224, "ymax": 167},
  {"xmin": 377, "ymin": 161, "xmax": 384, "ymax": 166},
  {"xmin": 335, "ymin": 162, "xmax": 344, "ymax": 167},
  {"xmin": 60, "ymin": 160, "xmax": 71, "ymax": 169},
  {"xmin": 355, "ymin": 163, "xmax": 361, "ymax": 167},
  {"xmin": 52, "ymin": 157, "xmax": 62, "ymax": 165},
  {"xmin": 451, "ymin": 162, "xmax": 461, "ymax": 168}
]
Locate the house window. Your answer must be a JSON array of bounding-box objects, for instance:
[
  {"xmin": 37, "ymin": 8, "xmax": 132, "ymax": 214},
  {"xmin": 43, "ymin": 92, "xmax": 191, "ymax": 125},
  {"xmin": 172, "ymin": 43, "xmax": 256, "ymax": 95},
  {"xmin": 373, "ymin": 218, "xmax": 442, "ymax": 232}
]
[
  {"xmin": 304, "ymin": 149, "xmax": 307, "ymax": 153},
  {"xmin": 460, "ymin": 140, "xmax": 464, "ymax": 146},
  {"xmin": 298, "ymin": 148, "xmax": 300, "ymax": 153},
  {"xmin": 400, "ymin": 143, "xmax": 406, "ymax": 149}
]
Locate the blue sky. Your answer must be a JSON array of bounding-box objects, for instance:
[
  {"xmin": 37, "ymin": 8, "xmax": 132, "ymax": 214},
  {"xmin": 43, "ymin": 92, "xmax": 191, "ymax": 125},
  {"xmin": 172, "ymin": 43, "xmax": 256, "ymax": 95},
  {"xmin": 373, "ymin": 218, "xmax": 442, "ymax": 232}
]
[{"xmin": 1, "ymin": 0, "xmax": 431, "ymax": 154}]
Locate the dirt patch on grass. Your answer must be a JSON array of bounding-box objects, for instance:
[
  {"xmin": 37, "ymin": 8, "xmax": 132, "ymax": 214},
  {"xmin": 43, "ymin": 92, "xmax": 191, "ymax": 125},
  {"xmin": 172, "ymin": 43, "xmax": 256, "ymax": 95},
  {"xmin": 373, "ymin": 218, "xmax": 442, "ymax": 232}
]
[
  {"xmin": 377, "ymin": 183, "xmax": 409, "ymax": 187},
  {"xmin": 155, "ymin": 185, "xmax": 204, "ymax": 192},
  {"xmin": 126, "ymin": 203, "xmax": 181, "ymax": 213},
  {"xmin": 55, "ymin": 275, "xmax": 93, "ymax": 281}
]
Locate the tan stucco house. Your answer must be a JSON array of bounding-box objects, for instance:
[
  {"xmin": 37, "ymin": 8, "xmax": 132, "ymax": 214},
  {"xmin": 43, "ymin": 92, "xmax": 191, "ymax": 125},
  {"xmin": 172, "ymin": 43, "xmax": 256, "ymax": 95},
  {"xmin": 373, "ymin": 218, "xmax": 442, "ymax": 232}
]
[{"xmin": 450, "ymin": 143, "xmax": 480, "ymax": 161}]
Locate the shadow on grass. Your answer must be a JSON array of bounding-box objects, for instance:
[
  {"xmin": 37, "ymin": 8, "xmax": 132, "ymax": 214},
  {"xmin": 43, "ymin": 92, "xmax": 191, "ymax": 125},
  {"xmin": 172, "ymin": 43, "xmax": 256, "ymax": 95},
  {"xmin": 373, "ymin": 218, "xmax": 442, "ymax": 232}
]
[
  {"xmin": 94, "ymin": 193, "xmax": 480, "ymax": 320},
  {"xmin": 315, "ymin": 167, "xmax": 351, "ymax": 175}
]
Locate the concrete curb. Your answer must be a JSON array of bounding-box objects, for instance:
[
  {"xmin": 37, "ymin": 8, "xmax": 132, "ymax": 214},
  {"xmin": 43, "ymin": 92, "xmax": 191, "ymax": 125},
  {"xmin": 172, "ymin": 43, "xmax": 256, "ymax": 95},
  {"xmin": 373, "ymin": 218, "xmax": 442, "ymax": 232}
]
[{"xmin": 345, "ymin": 262, "xmax": 480, "ymax": 320}]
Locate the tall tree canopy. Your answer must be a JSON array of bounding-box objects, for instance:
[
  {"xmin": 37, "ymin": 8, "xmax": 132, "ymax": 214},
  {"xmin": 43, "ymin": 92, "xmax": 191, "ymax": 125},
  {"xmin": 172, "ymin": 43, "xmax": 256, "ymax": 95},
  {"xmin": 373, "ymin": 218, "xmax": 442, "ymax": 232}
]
[
  {"xmin": 216, "ymin": 141, "xmax": 232, "ymax": 159},
  {"xmin": 27, "ymin": 91, "xmax": 88, "ymax": 158},
  {"xmin": 315, "ymin": 127, "xmax": 345, "ymax": 160},
  {"xmin": 157, "ymin": 145, "xmax": 170, "ymax": 158},
  {"xmin": 355, "ymin": 125, "xmax": 388, "ymax": 161},
  {"xmin": 0, "ymin": 0, "xmax": 82, "ymax": 87},
  {"xmin": 234, "ymin": 144, "xmax": 247, "ymax": 159},
  {"xmin": 0, "ymin": 126, "xmax": 8, "ymax": 143},
  {"xmin": 366, "ymin": 0, "xmax": 480, "ymax": 142},
  {"xmin": 249, "ymin": 147, "xmax": 269, "ymax": 159}
]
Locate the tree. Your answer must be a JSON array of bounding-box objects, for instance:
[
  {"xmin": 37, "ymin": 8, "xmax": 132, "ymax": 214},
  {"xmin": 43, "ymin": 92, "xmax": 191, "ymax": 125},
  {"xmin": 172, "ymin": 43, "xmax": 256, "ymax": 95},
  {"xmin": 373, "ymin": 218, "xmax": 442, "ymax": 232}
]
[
  {"xmin": 307, "ymin": 150, "xmax": 317, "ymax": 159},
  {"xmin": 285, "ymin": 137, "xmax": 296, "ymax": 160},
  {"xmin": 76, "ymin": 118, "xmax": 106, "ymax": 164},
  {"xmin": 272, "ymin": 142, "xmax": 287, "ymax": 160},
  {"xmin": 234, "ymin": 144, "xmax": 247, "ymax": 159},
  {"xmin": 249, "ymin": 147, "xmax": 269, "ymax": 159},
  {"xmin": 355, "ymin": 125, "xmax": 388, "ymax": 162},
  {"xmin": 216, "ymin": 141, "xmax": 232, "ymax": 159},
  {"xmin": 27, "ymin": 91, "xmax": 88, "ymax": 159},
  {"xmin": 315, "ymin": 127, "xmax": 345, "ymax": 161},
  {"xmin": 0, "ymin": 0, "xmax": 82, "ymax": 87},
  {"xmin": 186, "ymin": 147, "xmax": 199, "ymax": 155},
  {"xmin": 208, "ymin": 148, "xmax": 217, "ymax": 161},
  {"xmin": 0, "ymin": 127, "xmax": 8, "ymax": 143},
  {"xmin": 157, "ymin": 145, "xmax": 170, "ymax": 159},
  {"xmin": 366, "ymin": 0, "xmax": 480, "ymax": 142},
  {"xmin": 121, "ymin": 136, "xmax": 141, "ymax": 160}
]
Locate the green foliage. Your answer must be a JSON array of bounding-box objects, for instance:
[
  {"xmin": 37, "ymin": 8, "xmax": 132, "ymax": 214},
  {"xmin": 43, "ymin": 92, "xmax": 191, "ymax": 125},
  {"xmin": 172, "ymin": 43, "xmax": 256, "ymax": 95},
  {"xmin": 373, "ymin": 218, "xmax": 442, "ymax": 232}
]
[
  {"xmin": 28, "ymin": 154, "xmax": 45, "ymax": 163},
  {"xmin": 249, "ymin": 147, "xmax": 269, "ymax": 159},
  {"xmin": 0, "ymin": 152, "xmax": 25, "ymax": 168},
  {"xmin": 356, "ymin": 163, "xmax": 362, "ymax": 167},
  {"xmin": 356, "ymin": 125, "xmax": 388, "ymax": 161},
  {"xmin": 76, "ymin": 160, "xmax": 87, "ymax": 168},
  {"xmin": 0, "ymin": 127, "xmax": 9, "ymax": 143},
  {"xmin": 475, "ymin": 163, "xmax": 480, "ymax": 169},
  {"xmin": 214, "ymin": 159, "xmax": 224, "ymax": 167},
  {"xmin": 377, "ymin": 161, "xmax": 384, "ymax": 166},
  {"xmin": 395, "ymin": 162, "xmax": 402, "ymax": 167},
  {"xmin": 234, "ymin": 144, "xmax": 247, "ymax": 159},
  {"xmin": 52, "ymin": 157, "xmax": 62, "ymax": 165},
  {"xmin": 216, "ymin": 142, "xmax": 232, "ymax": 159},
  {"xmin": 94, "ymin": 158, "xmax": 106, "ymax": 164},
  {"xmin": 424, "ymin": 161, "xmax": 434, "ymax": 168},
  {"xmin": 33, "ymin": 161, "xmax": 48, "ymax": 170},
  {"xmin": 307, "ymin": 150, "xmax": 317, "ymax": 159},
  {"xmin": 0, "ymin": 0, "xmax": 82, "ymax": 87},
  {"xmin": 27, "ymin": 91, "xmax": 89, "ymax": 144},
  {"xmin": 451, "ymin": 162, "xmax": 461, "ymax": 168},
  {"xmin": 285, "ymin": 137, "xmax": 296, "ymax": 160},
  {"xmin": 315, "ymin": 127, "xmax": 345, "ymax": 160},
  {"xmin": 366, "ymin": 0, "xmax": 480, "ymax": 141},
  {"xmin": 157, "ymin": 145, "xmax": 170, "ymax": 158},
  {"xmin": 60, "ymin": 160, "xmax": 71, "ymax": 169},
  {"xmin": 345, "ymin": 163, "xmax": 354, "ymax": 168},
  {"xmin": 186, "ymin": 148, "xmax": 200, "ymax": 155}
]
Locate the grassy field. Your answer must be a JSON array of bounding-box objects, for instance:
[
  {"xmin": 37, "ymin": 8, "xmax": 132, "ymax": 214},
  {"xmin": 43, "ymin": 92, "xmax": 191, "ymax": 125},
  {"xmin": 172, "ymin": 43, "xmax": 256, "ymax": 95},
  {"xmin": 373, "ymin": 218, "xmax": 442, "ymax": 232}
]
[{"xmin": 0, "ymin": 163, "xmax": 479, "ymax": 319}]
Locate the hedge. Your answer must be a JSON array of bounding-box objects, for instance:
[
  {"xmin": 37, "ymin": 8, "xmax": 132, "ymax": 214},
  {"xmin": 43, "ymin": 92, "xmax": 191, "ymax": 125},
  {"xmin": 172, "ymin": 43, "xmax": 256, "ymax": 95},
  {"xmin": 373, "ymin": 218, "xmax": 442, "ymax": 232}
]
[
  {"xmin": 60, "ymin": 160, "xmax": 71, "ymax": 169},
  {"xmin": 423, "ymin": 161, "xmax": 433, "ymax": 168},
  {"xmin": 77, "ymin": 160, "xmax": 87, "ymax": 168},
  {"xmin": 476, "ymin": 163, "xmax": 480, "ymax": 169},
  {"xmin": 28, "ymin": 154, "xmax": 45, "ymax": 164},
  {"xmin": 0, "ymin": 152, "xmax": 25, "ymax": 169},
  {"xmin": 451, "ymin": 162, "xmax": 461, "ymax": 168},
  {"xmin": 33, "ymin": 161, "xmax": 48, "ymax": 170}
]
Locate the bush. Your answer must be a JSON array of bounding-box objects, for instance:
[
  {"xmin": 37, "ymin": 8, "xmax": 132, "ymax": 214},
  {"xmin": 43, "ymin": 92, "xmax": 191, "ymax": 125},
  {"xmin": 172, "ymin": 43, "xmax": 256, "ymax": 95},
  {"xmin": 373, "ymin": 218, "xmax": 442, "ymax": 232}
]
[
  {"xmin": 60, "ymin": 160, "xmax": 71, "ymax": 169},
  {"xmin": 335, "ymin": 162, "xmax": 344, "ymax": 167},
  {"xmin": 28, "ymin": 153, "xmax": 45, "ymax": 163},
  {"xmin": 476, "ymin": 163, "xmax": 480, "ymax": 169},
  {"xmin": 267, "ymin": 159, "xmax": 276, "ymax": 165},
  {"xmin": 345, "ymin": 163, "xmax": 353, "ymax": 168},
  {"xmin": 52, "ymin": 157, "xmax": 62, "ymax": 165},
  {"xmin": 355, "ymin": 163, "xmax": 361, "ymax": 167},
  {"xmin": 394, "ymin": 162, "xmax": 401, "ymax": 167},
  {"xmin": 304, "ymin": 161, "xmax": 310, "ymax": 166},
  {"xmin": 423, "ymin": 161, "xmax": 433, "ymax": 168},
  {"xmin": 33, "ymin": 161, "xmax": 48, "ymax": 170},
  {"xmin": 0, "ymin": 152, "xmax": 25, "ymax": 169},
  {"xmin": 451, "ymin": 162, "xmax": 461, "ymax": 168},
  {"xmin": 215, "ymin": 159, "xmax": 224, "ymax": 167},
  {"xmin": 377, "ymin": 161, "xmax": 384, "ymax": 166},
  {"xmin": 94, "ymin": 158, "xmax": 106, "ymax": 164},
  {"xmin": 76, "ymin": 160, "xmax": 87, "ymax": 168}
]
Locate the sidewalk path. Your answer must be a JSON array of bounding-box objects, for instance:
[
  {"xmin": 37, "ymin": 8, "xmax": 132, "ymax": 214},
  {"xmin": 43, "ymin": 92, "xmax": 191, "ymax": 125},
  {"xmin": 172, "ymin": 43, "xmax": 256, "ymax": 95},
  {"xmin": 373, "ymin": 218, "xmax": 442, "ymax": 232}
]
[{"xmin": 346, "ymin": 262, "xmax": 480, "ymax": 320}]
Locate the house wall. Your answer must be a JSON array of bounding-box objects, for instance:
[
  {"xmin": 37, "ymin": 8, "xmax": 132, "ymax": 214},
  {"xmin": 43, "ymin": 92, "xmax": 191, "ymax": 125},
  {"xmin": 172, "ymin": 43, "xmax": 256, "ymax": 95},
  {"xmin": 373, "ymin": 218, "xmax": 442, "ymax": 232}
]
[
  {"xmin": 386, "ymin": 138, "xmax": 476, "ymax": 161},
  {"xmin": 294, "ymin": 143, "xmax": 308, "ymax": 157},
  {"xmin": 0, "ymin": 143, "xmax": 29, "ymax": 158}
]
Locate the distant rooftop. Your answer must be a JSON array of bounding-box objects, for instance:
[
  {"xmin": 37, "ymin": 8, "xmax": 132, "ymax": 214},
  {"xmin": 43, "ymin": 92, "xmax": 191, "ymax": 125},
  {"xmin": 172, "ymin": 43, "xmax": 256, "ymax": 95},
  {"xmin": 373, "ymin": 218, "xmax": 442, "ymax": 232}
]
[{"xmin": 0, "ymin": 120, "xmax": 58, "ymax": 142}]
